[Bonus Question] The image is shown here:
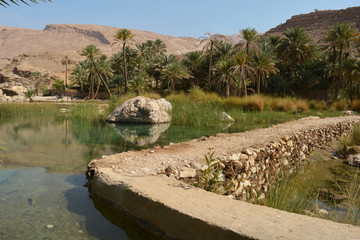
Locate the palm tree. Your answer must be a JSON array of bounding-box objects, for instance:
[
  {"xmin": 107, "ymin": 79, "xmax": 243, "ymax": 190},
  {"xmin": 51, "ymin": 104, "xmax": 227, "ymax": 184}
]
[
  {"xmin": 162, "ymin": 62, "xmax": 190, "ymax": 94},
  {"xmin": 216, "ymin": 56, "xmax": 235, "ymax": 98},
  {"xmin": 214, "ymin": 41, "xmax": 234, "ymax": 58},
  {"xmin": 113, "ymin": 29, "xmax": 135, "ymax": 93},
  {"xmin": 129, "ymin": 72, "xmax": 151, "ymax": 95},
  {"xmin": 80, "ymin": 44, "xmax": 111, "ymax": 99},
  {"xmin": 277, "ymin": 27, "xmax": 317, "ymax": 81},
  {"xmin": 61, "ymin": 56, "xmax": 74, "ymax": 89},
  {"xmin": 182, "ymin": 51, "xmax": 204, "ymax": 86},
  {"xmin": 94, "ymin": 55, "xmax": 114, "ymax": 97},
  {"xmin": 233, "ymin": 51, "xmax": 254, "ymax": 97},
  {"xmin": 69, "ymin": 63, "xmax": 87, "ymax": 91},
  {"xmin": 1, "ymin": 0, "xmax": 50, "ymax": 7},
  {"xmin": 322, "ymin": 23, "xmax": 360, "ymax": 97},
  {"xmin": 154, "ymin": 39, "xmax": 167, "ymax": 56},
  {"xmin": 150, "ymin": 54, "xmax": 177, "ymax": 88},
  {"xmin": 341, "ymin": 59, "xmax": 360, "ymax": 100},
  {"xmin": 30, "ymin": 71, "xmax": 43, "ymax": 95},
  {"xmin": 239, "ymin": 27, "xmax": 259, "ymax": 54},
  {"xmin": 251, "ymin": 50, "xmax": 279, "ymax": 94},
  {"xmin": 200, "ymin": 32, "xmax": 218, "ymax": 89}
]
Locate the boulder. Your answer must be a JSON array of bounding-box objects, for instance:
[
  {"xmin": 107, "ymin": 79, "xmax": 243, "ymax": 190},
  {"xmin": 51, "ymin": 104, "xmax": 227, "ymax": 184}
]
[
  {"xmin": 107, "ymin": 96, "xmax": 172, "ymax": 124},
  {"xmin": 346, "ymin": 154, "xmax": 360, "ymax": 167}
]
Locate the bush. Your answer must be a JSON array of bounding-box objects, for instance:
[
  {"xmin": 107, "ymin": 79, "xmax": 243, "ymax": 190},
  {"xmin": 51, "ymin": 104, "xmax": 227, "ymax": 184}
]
[
  {"xmin": 350, "ymin": 100, "xmax": 360, "ymax": 112},
  {"xmin": 296, "ymin": 100, "xmax": 309, "ymax": 112},
  {"xmin": 332, "ymin": 100, "xmax": 347, "ymax": 111},
  {"xmin": 310, "ymin": 100, "xmax": 328, "ymax": 110}
]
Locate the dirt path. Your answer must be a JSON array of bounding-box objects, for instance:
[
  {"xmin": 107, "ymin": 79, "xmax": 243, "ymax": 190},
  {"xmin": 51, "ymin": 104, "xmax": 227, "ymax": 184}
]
[{"xmin": 88, "ymin": 115, "xmax": 360, "ymax": 177}]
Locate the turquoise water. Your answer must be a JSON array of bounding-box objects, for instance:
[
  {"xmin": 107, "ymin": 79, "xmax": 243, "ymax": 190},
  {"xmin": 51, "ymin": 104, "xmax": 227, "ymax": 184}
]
[{"xmin": 0, "ymin": 116, "xmax": 234, "ymax": 240}]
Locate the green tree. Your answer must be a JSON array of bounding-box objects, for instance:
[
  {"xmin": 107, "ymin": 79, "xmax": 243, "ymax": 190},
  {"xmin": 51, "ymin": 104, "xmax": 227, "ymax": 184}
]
[
  {"xmin": 277, "ymin": 27, "xmax": 317, "ymax": 81},
  {"xmin": 69, "ymin": 62, "xmax": 87, "ymax": 91},
  {"xmin": 182, "ymin": 51, "xmax": 204, "ymax": 86},
  {"xmin": 233, "ymin": 51, "xmax": 254, "ymax": 97},
  {"xmin": 239, "ymin": 27, "xmax": 259, "ymax": 54},
  {"xmin": 251, "ymin": 42, "xmax": 279, "ymax": 94},
  {"xmin": 30, "ymin": 71, "xmax": 43, "ymax": 96},
  {"xmin": 61, "ymin": 56, "xmax": 74, "ymax": 89},
  {"xmin": 129, "ymin": 72, "xmax": 151, "ymax": 95},
  {"xmin": 113, "ymin": 29, "xmax": 135, "ymax": 93},
  {"xmin": 80, "ymin": 44, "xmax": 111, "ymax": 99},
  {"xmin": 322, "ymin": 23, "xmax": 360, "ymax": 98},
  {"xmin": 216, "ymin": 56, "xmax": 235, "ymax": 98},
  {"xmin": 201, "ymin": 32, "xmax": 218, "ymax": 89},
  {"xmin": 162, "ymin": 62, "xmax": 190, "ymax": 94}
]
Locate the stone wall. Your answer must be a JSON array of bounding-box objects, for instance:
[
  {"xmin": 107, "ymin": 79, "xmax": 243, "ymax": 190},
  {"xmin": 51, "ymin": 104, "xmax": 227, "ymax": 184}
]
[{"xmin": 179, "ymin": 121, "xmax": 358, "ymax": 201}]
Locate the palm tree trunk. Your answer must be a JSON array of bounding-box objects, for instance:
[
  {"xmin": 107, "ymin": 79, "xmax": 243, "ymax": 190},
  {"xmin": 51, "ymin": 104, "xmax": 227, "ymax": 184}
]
[
  {"xmin": 226, "ymin": 78, "xmax": 230, "ymax": 98},
  {"xmin": 208, "ymin": 42, "xmax": 213, "ymax": 90},
  {"xmin": 123, "ymin": 42, "xmax": 128, "ymax": 93},
  {"xmin": 257, "ymin": 72, "xmax": 261, "ymax": 94},
  {"xmin": 65, "ymin": 62, "xmax": 68, "ymax": 89},
  {"xmin": 91, "ymin": 60, "xmax": 112, "ymax": 98}
]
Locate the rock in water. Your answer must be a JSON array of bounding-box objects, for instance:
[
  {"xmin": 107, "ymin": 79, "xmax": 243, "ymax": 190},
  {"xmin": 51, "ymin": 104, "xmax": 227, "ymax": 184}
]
[{"xmin": 107, "ymin": 96, "xmax": 172, "ymax": 124}]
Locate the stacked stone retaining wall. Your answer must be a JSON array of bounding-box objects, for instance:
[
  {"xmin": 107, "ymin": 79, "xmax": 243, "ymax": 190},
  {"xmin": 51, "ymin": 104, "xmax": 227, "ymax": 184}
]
[{"xmin": 181, "ymin": 121, "xmax": 358, "ymax": 201}]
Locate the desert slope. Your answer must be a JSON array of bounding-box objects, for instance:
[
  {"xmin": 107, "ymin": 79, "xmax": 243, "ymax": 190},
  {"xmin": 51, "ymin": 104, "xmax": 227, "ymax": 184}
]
[{"xmin": 265, "ymin": 6, "xmax": 360, "ymax": 42}]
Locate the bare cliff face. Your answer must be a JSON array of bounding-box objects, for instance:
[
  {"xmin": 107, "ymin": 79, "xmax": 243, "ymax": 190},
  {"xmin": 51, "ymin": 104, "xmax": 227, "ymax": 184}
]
[
  {"xmin": 0, "ymin": 24, "xmax": 204, "ymax": 89},
  {"xmin": 265, "ymin": 6, "xmax": 360, "ymax": 42}
]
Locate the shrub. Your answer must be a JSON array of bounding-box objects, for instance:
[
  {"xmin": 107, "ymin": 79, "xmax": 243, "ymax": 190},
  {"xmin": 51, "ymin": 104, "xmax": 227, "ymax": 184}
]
[
  {"xmin": 310, "ymin": 100, "xmax": 328, "ymax": 110},
  {"xmin": 272, "ymin": 98, "xmax": 297, "ymax": 112},
  {"xmin": 332, "ymin": 100, "xmax": 347, "ymax": 111},
  {"xmin": 296, "ymin": 100, "xmax": 309, "ymax": 112},
  {"xmin": 350, "ymin": 100, "xmax": 360, "ymax": 112}
]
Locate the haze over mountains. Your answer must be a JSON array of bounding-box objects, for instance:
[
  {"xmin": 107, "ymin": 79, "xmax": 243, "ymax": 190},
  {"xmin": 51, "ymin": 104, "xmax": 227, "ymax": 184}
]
[{"xmin": 0, "ymin": 6, "xmax": 359, "ymax": 89}]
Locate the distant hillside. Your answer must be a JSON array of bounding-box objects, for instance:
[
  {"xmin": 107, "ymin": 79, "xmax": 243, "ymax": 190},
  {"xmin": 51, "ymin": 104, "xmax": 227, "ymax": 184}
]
[
  {"xmin": 265, "ymin": 6, "xmax": 360, "ymax": 42},
  {"xmin": 0, "ymin": 24, "xmax": 205, "ymax": 87}
]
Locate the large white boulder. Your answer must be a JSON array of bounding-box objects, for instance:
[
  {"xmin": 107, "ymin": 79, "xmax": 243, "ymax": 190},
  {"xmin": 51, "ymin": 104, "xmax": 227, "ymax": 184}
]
[{"xmin": 107, "ymin": 96, "xmax": 172, "ymax": 124}]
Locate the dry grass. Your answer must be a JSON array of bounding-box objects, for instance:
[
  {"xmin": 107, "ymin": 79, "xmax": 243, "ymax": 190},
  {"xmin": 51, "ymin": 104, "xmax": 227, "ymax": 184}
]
[{"xmin": 350, "ymin": 100, "xmax": 360, "ymax": 112}]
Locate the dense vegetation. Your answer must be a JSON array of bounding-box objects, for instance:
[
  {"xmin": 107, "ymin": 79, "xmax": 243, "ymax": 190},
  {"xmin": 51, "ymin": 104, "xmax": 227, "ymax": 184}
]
[{"xmin": 60, "ymin": 23, "xmax": 360, "ymax": 105}]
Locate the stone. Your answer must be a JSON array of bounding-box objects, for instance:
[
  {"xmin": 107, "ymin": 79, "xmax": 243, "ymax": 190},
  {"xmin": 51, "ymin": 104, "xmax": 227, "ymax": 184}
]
[
  {"xmin": 190, "ymin": 162, "xmax": 202, "ymax": 171},
  {"xmin": 239, "ymin": 154, "xmax": 249, "ymax": 161},
  {"xmin": 346, "ymin": 154, "xmax": 360, "ymax": 167},
  {"xmin": 179, "ymin": 167, "xmax": 197, "ymax": 178},
  {"xmin": 319, "ymin": 209, "xmax": 329, "ymax": 215},
  {"xmin": 342, "ymin": 110, "xmax": 354, "ymax": 115},
  {"xmin": 46, "ymin": 224, "xmax": 54, "ymax": 229},
  {"xmin": 219, "ymin": 112, "xmax": 235, "ymax": 122},
  {"xmin": 106, "ymin": 96, "xmax": 172, "ymax": 124}
]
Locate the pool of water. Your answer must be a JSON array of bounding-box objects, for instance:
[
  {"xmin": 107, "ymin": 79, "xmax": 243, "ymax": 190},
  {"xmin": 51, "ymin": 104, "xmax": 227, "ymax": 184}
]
[{"xmin": 0, "ymin": 115, "xmax": 238, "ymax": 240}]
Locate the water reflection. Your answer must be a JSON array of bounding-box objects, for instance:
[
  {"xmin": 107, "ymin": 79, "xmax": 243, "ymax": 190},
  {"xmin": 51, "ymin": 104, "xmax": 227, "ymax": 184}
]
[{"xmin": 109, "ymin": 123, "xmax": 170, "ymax": 146}]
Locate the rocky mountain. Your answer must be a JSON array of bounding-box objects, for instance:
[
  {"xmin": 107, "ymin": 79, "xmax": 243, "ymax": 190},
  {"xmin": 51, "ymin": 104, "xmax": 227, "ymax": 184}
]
[
  {"xmin": 0, "ymin": 24, "xmax": 205, "ymax": 95},
  {"xmin": 265, "ymin": 6, "xmax": 360, "ymax": 42}
]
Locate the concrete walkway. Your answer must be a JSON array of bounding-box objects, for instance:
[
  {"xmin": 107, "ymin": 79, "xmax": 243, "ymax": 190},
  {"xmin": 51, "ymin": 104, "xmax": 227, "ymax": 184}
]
[
  {"xmin": 89, "ymin": 169, "xmax": 360, "ymax": 240},
  {"xmin": 87, "ymin": 116, "xmax": 360, "ymax": 240}
]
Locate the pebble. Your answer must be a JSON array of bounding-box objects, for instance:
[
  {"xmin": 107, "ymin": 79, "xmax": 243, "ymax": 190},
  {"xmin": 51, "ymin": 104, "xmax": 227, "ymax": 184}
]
[{"xmin": 47, "ymin": 225, "xmax": 54, "ymax": 229}]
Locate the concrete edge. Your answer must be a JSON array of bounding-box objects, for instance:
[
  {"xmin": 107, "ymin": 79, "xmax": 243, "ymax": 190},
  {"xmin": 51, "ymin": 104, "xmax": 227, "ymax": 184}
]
[{"xmin": 88, "ymin": 169, "xmax": 360, "ymax": 240}]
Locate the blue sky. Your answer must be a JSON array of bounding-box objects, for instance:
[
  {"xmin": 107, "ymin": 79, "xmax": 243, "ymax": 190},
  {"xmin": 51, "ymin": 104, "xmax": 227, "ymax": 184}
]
[{"xmin": 1, "ymin": 0, "xmax": 358, "ymax": 37}]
